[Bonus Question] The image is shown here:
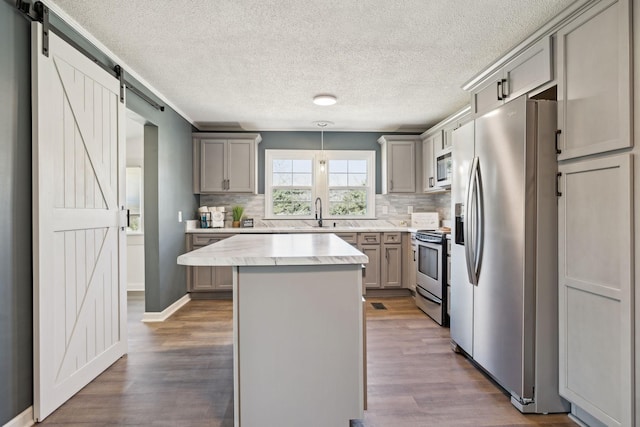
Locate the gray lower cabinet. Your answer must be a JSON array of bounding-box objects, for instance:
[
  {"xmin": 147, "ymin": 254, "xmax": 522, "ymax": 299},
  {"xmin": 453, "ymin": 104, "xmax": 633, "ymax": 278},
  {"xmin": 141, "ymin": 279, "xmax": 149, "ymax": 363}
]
[
  {"xmin": 357, "ymin": 232, "xmax": 403, "ymax": 290},
  {"xmin": 186, "ymin": 234, "xmax": 234, "ymax": 292},
  {"xmin": 187, "ymin": 231, "xmax": 405, "ymax": 292},
  {"xmin": 359, "ymin": 244, "xmax": 381, "ymax": 289},
  {"xmin": 381, "ymin": 243, "xmax": 402, "ymax": 288},
  {"xmin": 558, "ymin": 154, "xmax": 633, "ymax": 427},
  {"xmin": 357, "ymin": 232, "xmax": 381, "ymax": 289}
]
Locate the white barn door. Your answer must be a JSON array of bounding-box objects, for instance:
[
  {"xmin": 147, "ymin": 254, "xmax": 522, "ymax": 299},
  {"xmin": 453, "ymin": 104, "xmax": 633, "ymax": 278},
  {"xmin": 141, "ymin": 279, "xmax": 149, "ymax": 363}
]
[{"xmin": 31, "ymin": 22, "xmax": 127, "ymax": 421}]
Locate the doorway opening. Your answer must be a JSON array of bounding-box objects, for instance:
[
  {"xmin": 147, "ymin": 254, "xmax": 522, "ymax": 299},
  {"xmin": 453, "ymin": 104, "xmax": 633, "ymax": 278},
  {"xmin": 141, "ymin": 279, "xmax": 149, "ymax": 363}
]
[{"xmin": 125, "ymin": 111, "xmax": 146, "ymax": 312}]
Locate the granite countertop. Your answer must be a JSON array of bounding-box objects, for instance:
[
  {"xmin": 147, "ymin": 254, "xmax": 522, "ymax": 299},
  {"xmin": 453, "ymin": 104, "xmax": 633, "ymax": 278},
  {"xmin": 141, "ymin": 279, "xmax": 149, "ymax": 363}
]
[{"xmin": 177, "ymin": 233, "xmax": 369, "ymax": 266}]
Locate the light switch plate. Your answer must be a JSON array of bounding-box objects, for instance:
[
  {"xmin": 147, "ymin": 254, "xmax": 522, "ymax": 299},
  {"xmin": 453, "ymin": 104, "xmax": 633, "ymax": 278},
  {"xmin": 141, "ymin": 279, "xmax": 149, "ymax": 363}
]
[{"xmin": 178, "ymin": 211, "xmax": 183, "ymax": 222}]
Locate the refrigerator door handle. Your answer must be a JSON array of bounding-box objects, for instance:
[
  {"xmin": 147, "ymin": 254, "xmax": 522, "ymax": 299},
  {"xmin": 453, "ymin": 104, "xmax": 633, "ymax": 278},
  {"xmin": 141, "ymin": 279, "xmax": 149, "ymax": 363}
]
[
  {"xmin": 465, "ymin": 157, "xmax": 479, "ymax": 285},
  {"xmin": 473, "ymin": 162, "xmax": 484, "ymax": 281}
]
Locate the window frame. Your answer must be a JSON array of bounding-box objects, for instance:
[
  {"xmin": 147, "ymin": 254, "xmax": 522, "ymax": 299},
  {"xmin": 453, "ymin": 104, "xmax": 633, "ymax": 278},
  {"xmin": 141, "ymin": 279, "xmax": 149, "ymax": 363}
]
[
  {"xmin": 323, "ymin": 150, "xmax": 376, "ymax": 219},
  {"xmin": 265, "ymin": 149, "xmax": 376, "ymax": 220},
  {"xmin": 265, "ymin": 150, "xmax": 317, "ymax": 219}
]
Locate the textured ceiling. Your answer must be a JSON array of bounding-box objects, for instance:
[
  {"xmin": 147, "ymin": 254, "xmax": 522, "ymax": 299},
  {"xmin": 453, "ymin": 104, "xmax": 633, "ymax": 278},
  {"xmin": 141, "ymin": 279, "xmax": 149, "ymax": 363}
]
[{"xmin": 50, "ymin": 0, "xmax": 574, "ymax": 132}]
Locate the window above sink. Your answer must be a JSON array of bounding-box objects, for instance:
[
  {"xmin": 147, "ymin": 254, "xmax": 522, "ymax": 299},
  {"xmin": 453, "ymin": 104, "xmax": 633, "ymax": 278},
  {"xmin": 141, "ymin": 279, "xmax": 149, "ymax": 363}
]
[{"xmin": 264, "ymin": 149, "xmax": 376, "ymax": 220}]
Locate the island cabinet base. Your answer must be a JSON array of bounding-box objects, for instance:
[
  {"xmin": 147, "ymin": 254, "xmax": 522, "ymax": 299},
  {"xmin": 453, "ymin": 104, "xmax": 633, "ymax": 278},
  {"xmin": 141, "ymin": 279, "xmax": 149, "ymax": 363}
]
[{"xmin": 233, "ymin": 264, "xmax": 365, "ymax": 427}]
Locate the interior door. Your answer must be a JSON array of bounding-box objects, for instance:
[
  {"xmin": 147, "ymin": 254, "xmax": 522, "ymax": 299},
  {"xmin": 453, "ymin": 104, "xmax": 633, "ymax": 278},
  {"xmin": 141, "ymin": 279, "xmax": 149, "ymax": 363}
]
[{"xmin": 32, "ymin": 22, "xmax": 127, "ymax": 421}]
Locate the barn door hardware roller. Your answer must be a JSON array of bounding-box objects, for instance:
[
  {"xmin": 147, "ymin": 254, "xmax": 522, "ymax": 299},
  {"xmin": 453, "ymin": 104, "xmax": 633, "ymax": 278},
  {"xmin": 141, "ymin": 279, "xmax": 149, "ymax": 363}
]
[{"xmin": 33, "ymin": 1, "xmax": 50, "ymax": 57}]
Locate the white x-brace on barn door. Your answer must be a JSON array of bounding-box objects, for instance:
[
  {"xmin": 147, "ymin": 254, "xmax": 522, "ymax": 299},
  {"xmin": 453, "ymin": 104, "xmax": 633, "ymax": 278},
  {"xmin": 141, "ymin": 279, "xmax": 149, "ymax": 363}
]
[{"xmin": 32, "ymin": 22, "xmax": 127, "ymax": 421}]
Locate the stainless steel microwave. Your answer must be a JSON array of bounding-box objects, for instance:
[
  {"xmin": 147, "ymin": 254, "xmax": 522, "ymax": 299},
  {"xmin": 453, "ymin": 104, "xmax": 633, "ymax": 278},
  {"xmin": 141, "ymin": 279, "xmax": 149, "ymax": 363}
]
[{"xmin": 436, "ymin": 151, "xmax": 452, "ymax": 184}]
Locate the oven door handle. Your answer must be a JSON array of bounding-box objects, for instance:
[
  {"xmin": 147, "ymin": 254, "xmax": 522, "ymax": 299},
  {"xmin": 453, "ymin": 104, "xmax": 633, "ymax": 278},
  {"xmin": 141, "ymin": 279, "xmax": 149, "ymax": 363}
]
[{"xmin": 416, "ymin": 286, "xmax": 442, "ymax": 305}]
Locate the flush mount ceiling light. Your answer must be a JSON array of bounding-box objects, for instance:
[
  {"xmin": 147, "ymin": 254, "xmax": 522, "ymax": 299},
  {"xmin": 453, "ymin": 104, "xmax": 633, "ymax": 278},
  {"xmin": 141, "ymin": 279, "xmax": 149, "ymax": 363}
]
[{"xmin": 313, "ymin": 94, "xmax": 337, "ymax": 106}]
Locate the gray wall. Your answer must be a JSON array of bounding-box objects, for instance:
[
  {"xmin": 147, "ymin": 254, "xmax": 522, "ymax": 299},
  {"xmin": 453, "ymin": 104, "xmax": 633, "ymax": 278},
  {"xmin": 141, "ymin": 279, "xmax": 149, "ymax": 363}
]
[
  {"xmin": 258, "ymin": 131, "xmax": 383, "ymax": 194},
  {"xmin": 127, "ymin": 116, "xmax": 196, "ymax": 313},
  {"xmin": 0, "ymin": 2, "xmax": 33, "ymax": 424},
  {"xmin": 0, "ymin": 3, "xmax": 196, "ymax": 423},
  {"xmin": 254, "ymin": 131, "xmax": 419, "ymax": 194}
]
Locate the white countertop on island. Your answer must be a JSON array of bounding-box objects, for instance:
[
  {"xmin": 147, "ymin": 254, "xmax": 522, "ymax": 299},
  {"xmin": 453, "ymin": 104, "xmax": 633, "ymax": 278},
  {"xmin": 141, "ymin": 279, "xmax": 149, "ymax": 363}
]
[{"xmin": 177, "ymin": 233, "xmax": 368, "ymax": 266}]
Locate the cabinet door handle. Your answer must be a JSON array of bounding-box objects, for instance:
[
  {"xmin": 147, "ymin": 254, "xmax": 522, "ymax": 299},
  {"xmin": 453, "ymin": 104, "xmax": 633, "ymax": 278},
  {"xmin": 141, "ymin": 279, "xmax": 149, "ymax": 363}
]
[
  {"xmin": 556, "ymin": 172, "xmax": 562, "ymax": 197},
  {"xmin": 555, "ymin": 130, "xmax": 562, "ymax": 154},
  {"xmin": 501, "ymin": 78, "xmax": 508, "ymax": 99},
  {"xmin": 497, "ymin": 80, "xmax": 503, "ymax": 101},
  {"xmin": 390, "ymin": 180, "xmax": 394, "ymax": 190},
  {"xmin": 429, "ymin": 177, "xmax": 434, "ymax": 188}
]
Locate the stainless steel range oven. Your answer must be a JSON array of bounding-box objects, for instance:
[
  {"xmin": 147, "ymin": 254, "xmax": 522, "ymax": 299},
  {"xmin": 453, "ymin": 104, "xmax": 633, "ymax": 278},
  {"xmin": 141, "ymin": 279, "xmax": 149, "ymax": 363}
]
[{"xmin": 415, "ymin": 231, "xmax": 448, "ymax": 326}]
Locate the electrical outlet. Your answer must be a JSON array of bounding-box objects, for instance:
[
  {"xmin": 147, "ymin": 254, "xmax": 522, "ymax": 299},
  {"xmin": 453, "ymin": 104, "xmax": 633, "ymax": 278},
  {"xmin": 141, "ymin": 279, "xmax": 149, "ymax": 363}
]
[
  {"xmin": 178, "ymin": 211, "xmax": 183, "ymax": 222},
  {"xmin": 382, "ymin": 205, "xmax": 388, "ymax": 215},
  {"xmin": 407, "ymin": 206, "xmax": 413, "ymax": 214}
]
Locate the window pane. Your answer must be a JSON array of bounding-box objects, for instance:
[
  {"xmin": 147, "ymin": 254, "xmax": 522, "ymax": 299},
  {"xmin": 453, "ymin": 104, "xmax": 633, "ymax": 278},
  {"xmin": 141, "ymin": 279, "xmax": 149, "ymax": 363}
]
[
  {"xmin": 273, "ymin": 159, "xmax": 292, "ymax": 173},
  {"xmin": 126, "ymin": 167, "xmax": 142, "ymax": 213},
  {"xmin": 349, "ymin": 160, "xmax": 367, "ymax": 173},
  {"xmin": 127, "ymin": 214, "xmax": 141, "ymax": 232},
  {"xmin": 329, "ymin": 159, "xmax": 348, "ymax": 173},
  {"xmin": 272, "ymin": 189, "xmax": 312, "ymax": 216},
  {"xmin": 348, "ymin": 173, "xmax": 367, "ymax": 186},
  {"xmin": 329, "ymin": 173, "xmax": 348, "ymax": 187},
  {"xmin": 329, "ymin": 189, "xmax": 367, "ymax": 216},
  {"xmin": 273, "ymin": 173, "xmax": 292, "ymax": 186},
  {"xmin": 292, "ymin": 159, "xmax": 312, "ymax": 173},
  {"xmin": 292, "ymin": 173, "xmax": 312, "ymax": 186}
]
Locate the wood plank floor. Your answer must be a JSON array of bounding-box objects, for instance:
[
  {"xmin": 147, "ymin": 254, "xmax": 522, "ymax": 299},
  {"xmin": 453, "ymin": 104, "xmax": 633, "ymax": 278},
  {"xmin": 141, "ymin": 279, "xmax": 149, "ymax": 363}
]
[{"xmin": 39, "ymin": 294, "xmax": 575, "ymax": 426}]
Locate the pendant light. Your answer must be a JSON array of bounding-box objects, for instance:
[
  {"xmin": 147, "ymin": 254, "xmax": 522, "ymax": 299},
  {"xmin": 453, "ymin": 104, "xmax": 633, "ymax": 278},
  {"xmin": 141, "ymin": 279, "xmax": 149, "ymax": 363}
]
[{"xmin": 314, "ymin": 121, "xmax": 333, "ymax": 172}]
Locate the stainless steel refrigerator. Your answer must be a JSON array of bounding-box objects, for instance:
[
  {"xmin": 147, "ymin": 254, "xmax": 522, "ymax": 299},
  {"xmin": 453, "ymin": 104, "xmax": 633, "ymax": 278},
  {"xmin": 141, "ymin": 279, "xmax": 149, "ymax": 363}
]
[{"xmin": 450, "ymin": 95, "xmax": 569, "ymax": 414}]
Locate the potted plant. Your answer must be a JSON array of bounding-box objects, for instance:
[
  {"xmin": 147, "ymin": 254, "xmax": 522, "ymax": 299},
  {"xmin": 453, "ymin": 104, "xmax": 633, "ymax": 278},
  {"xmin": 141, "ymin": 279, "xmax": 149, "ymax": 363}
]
[{"xmin": 232, "ymin": 205, "xmax": 244, "ymax": 228}]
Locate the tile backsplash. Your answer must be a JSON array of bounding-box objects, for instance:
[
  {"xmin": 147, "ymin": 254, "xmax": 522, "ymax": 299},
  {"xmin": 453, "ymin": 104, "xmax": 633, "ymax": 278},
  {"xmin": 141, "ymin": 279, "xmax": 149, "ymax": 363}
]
[{"xmin": 198, "ymin": 192, "xmax": 451, "ymax": 227}]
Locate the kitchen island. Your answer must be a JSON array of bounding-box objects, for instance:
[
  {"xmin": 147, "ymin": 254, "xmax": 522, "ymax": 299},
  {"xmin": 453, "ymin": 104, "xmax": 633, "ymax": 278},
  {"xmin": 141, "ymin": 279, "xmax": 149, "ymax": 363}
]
[{"xmin": 177, "ymin": 233, "xmax": 368, "ymax": 427}]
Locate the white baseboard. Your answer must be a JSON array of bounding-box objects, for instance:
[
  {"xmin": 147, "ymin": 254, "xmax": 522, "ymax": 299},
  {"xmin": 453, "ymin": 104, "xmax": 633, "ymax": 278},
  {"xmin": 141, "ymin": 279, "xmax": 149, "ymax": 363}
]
[
  {"xmin": 127, "ymin": 281, "xmax": 145, "ymax": 292},
  {"xmin": 142, "ymin": 294, "xmax": 191, "ymax": 322},
  {"xmin": 3, "ymin": 406, "xmax": 34, "ymax": 427}
]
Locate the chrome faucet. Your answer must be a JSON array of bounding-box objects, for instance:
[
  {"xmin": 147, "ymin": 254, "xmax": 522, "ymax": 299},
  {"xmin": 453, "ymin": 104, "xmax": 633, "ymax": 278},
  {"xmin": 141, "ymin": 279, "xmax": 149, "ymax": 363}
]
[{"xmin": 314, "ymin": 197, "xmax": 323, "ymax": 227}]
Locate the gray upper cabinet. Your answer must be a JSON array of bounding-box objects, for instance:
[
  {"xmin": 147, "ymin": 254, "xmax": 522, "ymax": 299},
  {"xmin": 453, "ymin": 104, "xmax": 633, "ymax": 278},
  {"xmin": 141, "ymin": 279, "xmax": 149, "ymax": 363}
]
[
  {"xmin": 557, "ymin": 0, "xmax": 632, "ymax": 160},
  {"xmin": 200, "ymin": 139, "xmax": 226, "ymax": 192},
  {"xmin": 193, "ymin": 133, "xmax": 262, "ymax": 194},
  {"xmin": 378, "ymin": 135, "xmax": 420, "ymax": 194},
  {"xmin": 472, "ymin": 36, "xmax": 552, "ymax": 117},
  {"xmin": 422, "ymin": 135, "xmax": 435, "ymax": 192},
  {"xmin": 421, "ymin": 106, "xmax": 471, "ymax": 193}
]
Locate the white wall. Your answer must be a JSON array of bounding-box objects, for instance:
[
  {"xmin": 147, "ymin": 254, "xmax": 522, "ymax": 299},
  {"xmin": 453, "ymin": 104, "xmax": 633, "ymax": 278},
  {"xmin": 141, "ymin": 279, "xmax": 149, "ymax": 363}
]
[{"xmin": 126, "ymin": 117, "xmax": 145, "ymax": 291}]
